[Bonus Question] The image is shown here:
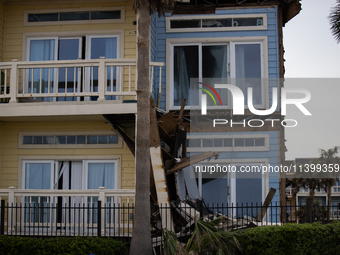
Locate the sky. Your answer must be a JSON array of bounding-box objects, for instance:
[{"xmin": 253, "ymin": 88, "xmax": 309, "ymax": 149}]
[{"xmin": 283, "ymin": 0, "xmax": 340, "ymax": 160}]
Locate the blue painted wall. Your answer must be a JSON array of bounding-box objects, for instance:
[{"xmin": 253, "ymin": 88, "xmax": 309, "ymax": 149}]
[{"xmin": 151, "ymin": 7, "xmax": 280, "ymax": 111}]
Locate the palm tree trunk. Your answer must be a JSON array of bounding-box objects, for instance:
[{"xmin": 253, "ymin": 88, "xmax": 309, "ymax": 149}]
[
  {"xmin": 129, "ymin": 2, "xmax": 152, "ymax": 255},
  {"xmin": 309, "ymin": 189, "xmax": 315, "ymax": 223},
  {"xmin": 327, "ymin": 187, "xmax": 332, "ymax": 222}
]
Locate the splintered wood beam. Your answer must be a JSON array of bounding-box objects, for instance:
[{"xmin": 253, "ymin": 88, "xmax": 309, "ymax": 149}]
[
  {"xmin": 177, "ymin": 99, "xmax": 186, "ymax": 120},
  {"xmin": 158, "ymin": 124, "xmax": 174, "ymax": 147},
  {"xmin": 158, "ymin": 112, "xmax": 182, "ymax": 135},
  {"xmin": 256, "ymin": 187, "xmax": 276, "ymax": 222},
  {"xmin": 103, "ymin": 115, "xmax": 135, "ymax": 156},
  {"xmin": 161, "ymin": 147, "xmax": 173, "ymax": 162},
  {"xmin": 166, "ymin": 151, "xmax": 220, "ymax": 175},
  {"xmin": 150, "ymin": 99, "xmax": 173, "ymax": 229}
]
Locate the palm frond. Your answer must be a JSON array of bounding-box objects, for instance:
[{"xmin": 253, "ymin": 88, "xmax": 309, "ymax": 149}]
[{"xmin": 329, "ymin": 1, "xmax": 340, "ymax": 43}]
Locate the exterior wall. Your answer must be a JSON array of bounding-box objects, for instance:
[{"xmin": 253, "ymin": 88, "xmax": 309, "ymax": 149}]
[
  {"xmin": 188, "ymin": 131, "xmax": 280, "ymax": 205},
  {"xmin": 3, "ymin": 1, "xmax": 136, "ymax": 62},
  {"xmin": 0, "ymin": 1, "xmax": 4, "ymax": 61},
  {"xmin": 0, "ymin": 121, "xmax": 135, "ymax": 190},
  {"xmin": 153, "ymin": 7, "xmax": 279, "ymax": 111}
]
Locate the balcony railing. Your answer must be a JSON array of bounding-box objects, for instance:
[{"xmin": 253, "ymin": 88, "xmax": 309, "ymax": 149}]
[
  {"xmin": 0, "ymin": 187, "xmax": 135, "ymax": 237},
  {"xmin": 0, "ymin": 58, "xmax": 164, "ymax": 103}
]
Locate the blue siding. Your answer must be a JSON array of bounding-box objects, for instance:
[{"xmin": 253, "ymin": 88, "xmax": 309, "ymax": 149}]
[
  {"xmin": 187, "ymin": 131, "xmax": 280, "ymax": 205},
  {"xmin": 151, "ymin": 7, "xmax": 280, "ymax": 111}
]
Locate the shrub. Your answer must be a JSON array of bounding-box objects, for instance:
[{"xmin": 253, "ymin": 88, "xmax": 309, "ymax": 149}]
[
  {"xmin": 241, "ymin": 221, "xmax": 340, "ymax": 255},
  {"xmin": 0, "ymin": 236, "xmax": 127, "ymax": 255}
]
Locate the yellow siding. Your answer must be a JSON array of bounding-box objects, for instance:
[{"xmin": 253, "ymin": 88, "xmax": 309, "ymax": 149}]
[
  {"xmin": 3, "ymin": 2, "xmax": 136, "ymax": 62},
  {"xmin": 0, "ymin": 1, "xmax": 4, "ymax": 61},
  {"xmin": 0, "ymin": 121, "xmax": 135, "ymax": 190}
]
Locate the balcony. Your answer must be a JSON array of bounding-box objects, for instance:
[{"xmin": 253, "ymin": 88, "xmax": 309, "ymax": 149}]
[
  {"xmin": 0, "ymin": 58, "xmax": 164, "ymax": 119},
  {"xmin": 0, "ymin": 187, "xmax": 135, "ymax": 237}
]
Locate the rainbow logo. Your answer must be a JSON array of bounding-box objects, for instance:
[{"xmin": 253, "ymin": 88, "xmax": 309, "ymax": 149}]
[{"xmin": 197, "ymin": 82, "xmax": 223, "ymax": 106}]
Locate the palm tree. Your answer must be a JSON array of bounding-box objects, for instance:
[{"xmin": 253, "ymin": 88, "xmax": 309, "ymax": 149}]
[
  {"xmin": 291, "ymin": 161, "xmax": 324, "ymax": 222},
  {"xmin": 319, "ymin": 146, "xmax": 340, "ymax": 221},
  {"xmin": 163, "ymin": 217, "xmax": 244, "ymax": 255},
  {"xmin": 329, "ymin": 0, "xmax": 340, "ymax": 43},
  {"xmin": 130, "ymin": 1, "xmax": 174, "ymax": 254}
]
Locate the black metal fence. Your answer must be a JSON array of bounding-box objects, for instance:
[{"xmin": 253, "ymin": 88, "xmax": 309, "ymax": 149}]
[{"xmin": 1, "ymin": 199, "xmax": 340, "ymax": 247}]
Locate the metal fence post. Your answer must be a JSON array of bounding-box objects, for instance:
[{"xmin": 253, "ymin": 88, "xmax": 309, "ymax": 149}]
[
  {"xmin": 97, "ymin": 200, "xmax": 102, "ymax": 237},
  {"xmin": 306, "ymin": 200, "xmax": 311, "ymax": 223},
  {"xmin": 0, "ymin": 200, "xmax": 5, "ymax": 235}
]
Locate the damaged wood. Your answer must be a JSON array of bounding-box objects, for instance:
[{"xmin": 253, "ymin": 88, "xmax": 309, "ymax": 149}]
[
  {"xmin": 150, "ymin": 99, "xmax": 173, "ymax": 229},
  {"xmin": 257, "ymin": 187, "xmax": 276, "ymax": 222},
  {"xmin": 166, "ymin": 151, "xmax": 220, "ymax": 175},
  {"xmin": 158, "ymin": 112, "xmax": 182, "ymax": 135},
  {"xmin": 103, "ymin": 115, "xmax": 135, "ymax": 156}
]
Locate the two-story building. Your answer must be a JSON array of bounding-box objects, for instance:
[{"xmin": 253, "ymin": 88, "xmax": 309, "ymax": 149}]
[{"xmin": 0, "ymin": 0, "xmax": 300, "ymax": 235}]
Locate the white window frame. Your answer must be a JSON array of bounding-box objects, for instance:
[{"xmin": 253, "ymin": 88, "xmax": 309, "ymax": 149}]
[
  {"xmin": 18, "ymin": 156, "xmax": 122, "ymax": 191},
  {"xmin": 24, "ymin": 6, "xmax": 125, "ymax": 27},
  {"xmin": 21, "ymin": 160, "xmax": 55, "ymax": 190},
  {"xmin": 166, "ymin": 36, "xmax": 268, "ymax": 111},
  {"xmin": 195, "ymin": 159, "xmax": 269, "ymax": 205},
  {"xmin": 85, "ymin": 34, "xmax": 121, "ymax": 97},
  {"xmin": 83, "ymin": 159, "xmax": 118, "ymax": 190},
  {"xmin": 166, "ymin": 14, "xmax": 267, "ymax": 33},
  {"xmin": 18, "ymin": 131, "xmax": 122, "ymax": 149},
  {"xmin": 187, "ymin": 133, "xmax": 270, "ymax": 152}
]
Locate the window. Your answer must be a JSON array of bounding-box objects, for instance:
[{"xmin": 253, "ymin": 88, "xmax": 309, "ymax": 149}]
[
  {"xmin": 19, "ymin": 131, "xmax": 122, "ymax": 148},
  {"xmin": 194, "ymin": 162, "xmax": 266, "ymax": 217},
  {"xmin": 187, "ymin": 134, "xmax": 269, "ymax": 152},
  {"xmin": 26, "ymin": 35, "xmax": 119, "ymax": 101},
  {"xmin": 22, "ymin": 159, "xmax": 118, "ymax": 191},
  {"xmin": 22, "ymin": 159, "xmax": 118, "ymax": 224},
  {"xmin": 168, "ymin": 38, "xmax": 265, "ymax": 110},
  {"xmin": 24, "ymin": 7, "xmax": 125, "ymax": 26},
  {"xmin": 166, "ymin": 14, "xmax": 267, "ymax": 33}
]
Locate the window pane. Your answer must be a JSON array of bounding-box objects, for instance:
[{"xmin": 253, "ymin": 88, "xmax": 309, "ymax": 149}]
[
  {"xmin": 67, "ymin": 136, "xmax": 76, "ymax": 144},
  {"xmin": 235, "ymin": 138, "xmax": 244, "ymax": 147},
  {"xmin": 174, "ymin": 46, "xmax": 199, "ymax": 106},
  {"xmin": 214, "ymin": 139, "xmax": 223, "ymax": 147},
  {"xmin": 202, "ymin": 139, "xmax": 213, "ymax": 147},
  {"xmin": 77, "ymin": 135, "xmax": 86, "ymax": 144},
  {"xmin": 233, "ymin": 17, "xmax": 262, "ymax": 27},
  {"xmin": 245, "ymin": 138, "xmax": 255, "ymax": 147},
  {"xmin": 33, "ymin": 136, "xmax": 43, "ymax": 144},
  {"xmin": 235, "ymin": 44, "xmax": 262, "ymax": 105},
  {"xmin": 108, "ymin": 135, "xmax": 118, "ymax": 144},
  {"xmin": 29, "ymin": 39, "xmax": 55, "ymax": 98},
  {"xmin": 23, "ymin": 136, "xmax": 33, "ymax": 144},
  {"xmin": 88, "ymin": 162, "xmax": 115, "ymax": 189},
  {"xmin": 91, "ymin": 10, "xmax": 121, "ymax": 20},
  {"xmin": 171, "ymin": 20, "xmax": 201, "ymax": 28},
  {"xmin": 56, "ymin": 136, "xmax": 66, "ymax": 144},
  {"xmin": 224, "ymin": 139, "xmax": 232, "ymax": 147},
  {"xmin": 98, "ymin": 135, "xmax": 108, "ymax": 144},
  {"xmin": 255, "ymin": 138, "xmax": 265, "ymax": 146},
  {"xmin": 188, "ymin": 139, "xmax": 201, "ymax": 147},
  {"xmin": 60, "ymin": 12, "xmax": 89, "ymax": 21},
  {"xmin": 202, "ymin": 45, "xmax": 228, "ymax": 106},
  {"xmin": 43, "ymin": 136, "xmax": 54, "ymax": 144},
  {"xmin": 25, "ymin": 163, "xmax": 51, "ymax": 189},
  {"xmin": 87, "ymin": 135, "xmax": 97, "ymax": 144},
  {"xmin": 28, "ymin": 13, "xmax": 58, "ymax": 22}
]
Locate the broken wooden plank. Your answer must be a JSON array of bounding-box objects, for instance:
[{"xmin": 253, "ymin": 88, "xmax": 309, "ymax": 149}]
[
  {"xmin": 256, "ymin": 187, "xmax": 276, "ymax": 222},
  {"xmin": 158, "ymin": 112, "xmax": 182, "ymax": 135},
  {"xmin": 177, "ymin": 99, "xmax": 186, "ymax": 120},
  {"xmin": 103, "ymin": 115, "xmax": 135, "ymax": 156},
  {"xmin": 150, "ymin": 99, "xmax": 173, "ymax": 230},
  {"xmin": 166, "ymin": 152, "xmax": 220, "ymax": 175},
  {"xmin": 158, "ymin": 124, "xmax": 174, "ymax": 147}
]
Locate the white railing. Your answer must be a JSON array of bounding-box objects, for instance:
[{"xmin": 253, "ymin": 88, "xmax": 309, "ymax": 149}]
[
  {"xmin": 0, "ymin": 58, "xmax": 164, "ymax": 103},
  {"xmin": 0, "ymin": 187, "xmax": 135, "ymax": 236}
]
